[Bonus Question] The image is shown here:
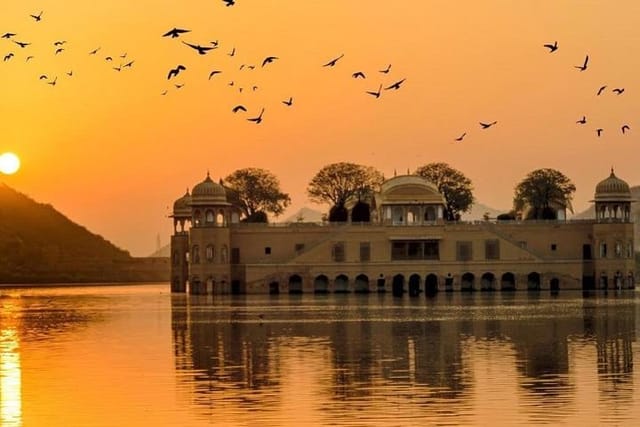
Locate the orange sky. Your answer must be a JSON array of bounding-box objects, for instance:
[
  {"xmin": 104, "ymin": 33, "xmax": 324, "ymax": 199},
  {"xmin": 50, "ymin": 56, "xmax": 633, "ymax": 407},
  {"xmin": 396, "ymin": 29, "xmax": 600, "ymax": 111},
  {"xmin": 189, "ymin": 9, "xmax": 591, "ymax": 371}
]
[{"xmin": 1, "ymin": 1, "xmax": 639, "ymax": 256}]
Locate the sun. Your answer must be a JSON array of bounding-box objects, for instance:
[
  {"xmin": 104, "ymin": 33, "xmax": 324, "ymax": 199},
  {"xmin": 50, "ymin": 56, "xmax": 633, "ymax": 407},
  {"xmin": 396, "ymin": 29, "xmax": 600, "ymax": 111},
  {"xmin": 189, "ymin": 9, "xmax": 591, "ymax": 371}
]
[{"xmin": 0, "ymin": 152, "xmax": 21, "ymax": 175}]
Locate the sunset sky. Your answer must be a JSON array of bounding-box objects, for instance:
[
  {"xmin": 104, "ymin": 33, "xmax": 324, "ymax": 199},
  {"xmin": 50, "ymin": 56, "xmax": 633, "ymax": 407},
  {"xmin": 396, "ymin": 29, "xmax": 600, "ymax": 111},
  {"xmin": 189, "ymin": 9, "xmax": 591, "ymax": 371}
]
[{"xmin": 1, "ymin": 1, "xmax": 639, "ymax": 256}]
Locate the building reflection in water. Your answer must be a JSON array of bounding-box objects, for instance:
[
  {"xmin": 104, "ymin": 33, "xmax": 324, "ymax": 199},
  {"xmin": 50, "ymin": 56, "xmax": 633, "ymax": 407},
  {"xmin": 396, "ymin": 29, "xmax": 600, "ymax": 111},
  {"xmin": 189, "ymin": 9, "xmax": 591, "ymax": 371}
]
[
  {"xmin": 171, "ymin": 293, "xmax": 637, "ymax": 423},
  {"xmin": 1, "ymin": 302, "xmax": 22, "ymax": 427}
]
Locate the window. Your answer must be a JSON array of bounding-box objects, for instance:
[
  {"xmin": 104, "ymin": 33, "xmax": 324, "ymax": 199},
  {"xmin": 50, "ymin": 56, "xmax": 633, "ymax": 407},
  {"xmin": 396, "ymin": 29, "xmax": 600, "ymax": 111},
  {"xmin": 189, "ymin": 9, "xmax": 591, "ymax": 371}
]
[
  {"xmin": 391, "ymin": 240, "xmax": 440, "ymax": 260},
  {"xmin": 192, "ymin": 245, "xmax": 200, "ymax": 264},
  {"xmin": 332, "ymin": 242, "xmax": 345, "ymax": 262},
  {"xmin": 220, "ymin": 245, "xmax": 228, "ymax": 263},
  {"xmin": 600, "ymin": 242, "xmax": 607, "ymax": 258},
  {"xmin": 485, "ymin": 240, "xmax": 500, "ymax": 260},
  {"xmin": 264, "ymin": 247, "xmax": 272, "ymax": 255},
  {"xmin": 627, "ymin": 241, "xmax": 634, "ymax": 258},
  {"xmin": 424, "ymin": 240, "xmax": 439, "ymax": 260},
  {"xmin": 205, "ymin": 210, "xmax": 215, "ymax": 224},
  {"xmin": 193, "ymin": 210, "xmax": 202, "ymax": 227},
  {"xmin": 205, "ymin": 245, "xmax": 215, "ymax": 262},
  {"xmin": 551, "ymin": 243, "xmax": 557, "ymax": 251},
  {"xmin": 360, "ymin": 242, "xmax": 370, "ymax": 262},
  {"xmin": 615, "ymin": 241, "xmax": 622, "ymax": 258},
  {"xmin": 295, "ymin": 243, "xmax": 305, "ymax": 253},
  {"xmin": 456, "ymin": 241, "xmax": 472, "ymax": 261},
  {"xmin": 231, "ymin": 248, "xmax": 240, "ymax": 264}
]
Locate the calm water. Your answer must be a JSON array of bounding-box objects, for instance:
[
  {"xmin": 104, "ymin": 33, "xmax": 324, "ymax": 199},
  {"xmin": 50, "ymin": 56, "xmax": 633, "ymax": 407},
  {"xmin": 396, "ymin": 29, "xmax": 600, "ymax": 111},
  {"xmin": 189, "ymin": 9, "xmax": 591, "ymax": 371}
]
[{"xmin": 1, "ymin": 284, "xmax": 639, "ymax": 426}]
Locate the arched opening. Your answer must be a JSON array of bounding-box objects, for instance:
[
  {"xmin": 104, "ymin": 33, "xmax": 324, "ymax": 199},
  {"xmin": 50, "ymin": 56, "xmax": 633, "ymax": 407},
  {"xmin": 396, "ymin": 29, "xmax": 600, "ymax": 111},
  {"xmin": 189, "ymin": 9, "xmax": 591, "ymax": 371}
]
[
  {"xmin": 481, "ymin": 273, "xmax": 496, "ymax": 291},
  {"xmin": 407, "ymin": 210, "xmax": 417, "ymax": 224},
  {"xmin": 351, "ymin": 201, "xmax": 371, "ymax": 223},
  {"xmin": 527, "ymin": 272, "xmax": 541, "ymax": 291},
  {"xmin": 193, "ymin": 210, "xmax": 202, "ymax": 227},
  {"xmin": 501, "ymin": 272, "xmax": 516, "ymax": 291},
  {"xmin": 334, "ymin": 274, "xmax": 350, "ymax": 293},
  {"xmin": 408, "ymin": 274, "xmax": 421, "ymax": 297},
  {"xmin": 329, "ymin": 205, "xmax": 348, "ymax": 222},
  {"xmin": 216, "ymin": 211, "xmax": 225, "ymax": 226},
  {"xmin": 425, "ymin": 274, "xmax": 438, "ymax": 295},
  {"xmin": 269, "ymin": 281, "xmax": 280, "ymax": 295},
  {"xmin": 354, "ymin": 274, "xmax": 370, "ymax": 293},
  {"xmin": 314, "ymin": 275, "xmax": 329, "ymax": 294},
  {"xmin": 205, "ymin": 210, "xmax": 215, "ymax": 224},
  {"xmin": 550, "ymin": 277, "xmax": 560, "ymax": 293},
  {"xmin": 376, "ymin": 274, "xmax": 386, "ymax": 293},
  {"xmin": 289, "ymin": 274, "xmax": 303, "ymax": 294},
  {"xmin": 392, "ymin": 206, "xmax": 404, "ymax": 225},
  {"xmin": 424, "ymin": 206, "xmax": 436, "ymax": 221},
  {"xmin": 392, "ymin": 274, "xmax": 405, "ymax": 296},
  {"xmin": 461, "ymin": 272, "xmax": 475, "ymax": 292}
]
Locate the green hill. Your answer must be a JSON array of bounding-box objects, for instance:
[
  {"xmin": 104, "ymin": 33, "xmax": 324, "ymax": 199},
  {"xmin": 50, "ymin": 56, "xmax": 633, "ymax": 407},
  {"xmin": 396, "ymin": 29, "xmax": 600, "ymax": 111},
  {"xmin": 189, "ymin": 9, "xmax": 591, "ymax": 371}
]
[{"xmin": 0, "ymin": 183, "xmax": 168, "ymax": 284}]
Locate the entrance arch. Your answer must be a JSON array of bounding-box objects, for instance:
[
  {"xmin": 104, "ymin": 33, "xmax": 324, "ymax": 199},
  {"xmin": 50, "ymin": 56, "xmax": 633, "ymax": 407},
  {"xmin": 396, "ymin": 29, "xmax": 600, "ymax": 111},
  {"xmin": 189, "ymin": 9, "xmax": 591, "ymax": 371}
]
[
  {"xmin": 314, "ymin": 275, "xmax": 329, "ymax": 294},
  {"xmin": 334, "ymin": 274, "xmax": 350, "ymax": 293},
  {"xmin": 408, "ymin": 274, "xmax": 421, "ymax": 297},
  {"xmin": 425, "ymin": 274, "xmax": 438, "ymax": 295},
  {"xmin": 269, "ymin": 281, "xmax": 280, "ymax": 295},
  {"xmin": 351, "ymin": 202, "xmax": 371, "ymax": 223},
  {"xmin": 461, "ymin": 273, "xmax": 475, "ymax": 292},
  {"xmin": 354, "ymin": 274, "xmax": 370, "ymax": 293},
  {"xmin": 481, "ymin": 273, "xmax": 496, "ymax": 291},
  {"xmin": 527, "ymin": 272, "xmax": 541, "ymax": 291},
  {"xmin": 501, "ymin": 272, "xmax": 516, "ymax": 291},
  {"xmin": 289, "ymin": 274, "xmax": 303, "ymax": 294},
  {"xmin": 392, "ymin": 274, "xmax": 405, "ymax": 296},
  {"xmin": 550, "ymin": 277, "xmax": 560, "ymax": 292}
]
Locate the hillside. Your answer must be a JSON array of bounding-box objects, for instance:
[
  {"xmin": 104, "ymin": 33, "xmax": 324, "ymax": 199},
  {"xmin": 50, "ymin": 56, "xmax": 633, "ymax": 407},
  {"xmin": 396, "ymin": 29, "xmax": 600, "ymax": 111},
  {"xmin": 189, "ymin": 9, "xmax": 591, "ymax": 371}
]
[{"xmin": 0, "ymin": 183, "xmax": 168, "ymax": 283}]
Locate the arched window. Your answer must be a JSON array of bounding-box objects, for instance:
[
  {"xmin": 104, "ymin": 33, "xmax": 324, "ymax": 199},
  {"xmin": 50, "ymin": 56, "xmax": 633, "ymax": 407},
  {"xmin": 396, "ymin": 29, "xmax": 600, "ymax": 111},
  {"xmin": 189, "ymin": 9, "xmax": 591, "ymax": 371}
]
[
  {"xmin": 216, "ymin": 211, "xmax": 225, "ymax": 226},
  {"xmin": 193, "ymin": 210, "xmax": 202, "ymax": 227},
  {"xmin": 192, "ymin": 245, "xmax": 200, "ymax": 264},
  {"xmin": 205, "ymin": 210, "xmax": 215, "ymax": 224},
  {"xmin": 206, "ymin": 244, "xmax": 215, "ymax": 262},
  {"xmin": 424, "ymin": 206, "xmax": 436, "ymax": 221}
]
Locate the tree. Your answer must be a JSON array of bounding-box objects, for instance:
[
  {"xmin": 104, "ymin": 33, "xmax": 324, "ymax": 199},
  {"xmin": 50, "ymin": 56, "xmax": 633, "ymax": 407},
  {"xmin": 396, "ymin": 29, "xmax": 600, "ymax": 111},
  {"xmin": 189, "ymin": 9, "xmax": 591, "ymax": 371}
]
[
  {"xmin": 415, "ymin": 162, "xmax": 474, "ymax": 221},
  {"xmin": 224, "ymin": 168, "xmax": 291, "ymax": 222},
  {"xmin": 513, "ymin": 168, "xmax": 576, "ymax": 220},
  {"xmin": 307, "ymin": 162, "xmax": 384, "ymax": 222}
]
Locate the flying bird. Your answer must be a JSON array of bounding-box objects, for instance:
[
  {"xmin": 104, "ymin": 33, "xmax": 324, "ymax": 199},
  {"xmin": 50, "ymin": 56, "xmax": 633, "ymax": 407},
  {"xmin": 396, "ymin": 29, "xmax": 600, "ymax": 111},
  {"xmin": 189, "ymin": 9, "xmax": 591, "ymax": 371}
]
[
  {"xmin": 55, "ymin": 48, "xmax": 64, "ymax": 55},
  {"xmin": 182, "ymin": 41, "xmax": 214, "ymax": 55},
  {"xmin": 323, "ymin": 53, "xmax": 344, "ymax": 67},
  {"xmin": 222, "ymin": 0, "xmax": 235, "ymax": 6},
  {"xmin": 120, "ymin": 52, "xmax": 127, "ymax": 59},
  {"xmin": 47, "ymin": 76, "xmax": 57, "ymax": 86},
  {"xmin": 89, "ymin": 47, "xmax": 100, "ymax": 55},
  {"xmin": 30, "ymin": 11, "xmax": 43, "ymax": 22},
  {"xmin": 352, "ymin": 71, "xmax": 366, "ymax": 79},
  {"xmin": 247, "ymin": 108, "xmax": 265, "ymax": 124},
  {"xmin": 282, "ymin": 97, "xmax": 293, "ymax": 106},
  {"xmin": 162, "ymin": 28, "xmax": 190, "ymax": 38},
  {"xmin": 123, "ymin": 60, "xmax": 134, "ymax": 68},
  {"xmin": 384, "ymin": 78, "xmax": 406, "ymax": 90},
  {"xmin": 232, "ymin": 105, "xmax": 246, "ymax": 113},
  {"xmin": 366, "ymin": 84, "xmax": 382, "ymax": 98},
  {"xmin": 228, "ymin": 47, "xmax": 235, "ymax": 56},
  {"xmin": 208, "ymin": 70, "xmax": 222, "ymax": 79},
  {"xmin": 113, "ymin": 65, "xmax": 122, "ymax": 72},
  {"xmin": 612, "ymin": 88, "xmax": 625, "ymax": 95},
  {"xmin": 543, "ymin": 41, "xmax": 558, "ymax": 52},
  {"xmin": 576, "ymin": 116, "xmax": 587, "ymax": 124},
  {"xmin": 1, "ymin": 33, "xmax": 16, "ymax": 39},
  {"xmin": 3, "ymin": 53, "xmax": 14, "ymax": 61},
  {"xmin": 161, "ymin": 90, "xmax": 168, "ymax": 96},
  {"xmin": 596, "ymin": 128, "xmax": 603, "ymax": 137},
  {"xmin": 175, "ymin": 83, "xmax": 184, "ymax": 89},
  {"xmin": 39, "ymin": 74, "xmax": 47, "ymax": 80},
  {"xmin": 621, "ymin": 124, "xmax": 630, "ymax": 134},
  {"xmin": 262, "ymin": 56, "xmax": 278, "ymax": 67},
  {"xmin": 167, "ymin": 64, "xmax": 186, "ymax": 79},
  {"xmin": 12, "ymin": 40, "xmax": 30, "ymax": 48},
  {"xmin": 455, "ymin": 133, "xmax": 466, "ymax": 142},
  {"xmin": 252, "ymin": 85, "xmax": 258, "ymax": 91},
  {"xmin": 53, "ymin": 40, "xmax": 66, "ymax": 46},
  {"xmin": 596, "ymin": 85, "xmax": 607, "ymax": 96},
  {"xmin": 575, "ymin": 55, "xmax": 589, "ymax": 71},
  {"xmin": 25, "ymin": 55, "xmax": 34, "ymax": 61},
  {"xmin": 210, "ymin": 40, "xmax": 219, "ymax": 47},
  {"xmin": 66, "ymin": 70, "xmax": 73, "ymax": 76},
  {"xmin": 105, "ymin": 56, "xmax": 113, "ymax": 61},
  {"xmin": 480, "ymin": 121, "xmax": 497, "ymax": 129},
  {"xmin": 379, "ymin": 64, "xmax": 391, "ymax": 74}
]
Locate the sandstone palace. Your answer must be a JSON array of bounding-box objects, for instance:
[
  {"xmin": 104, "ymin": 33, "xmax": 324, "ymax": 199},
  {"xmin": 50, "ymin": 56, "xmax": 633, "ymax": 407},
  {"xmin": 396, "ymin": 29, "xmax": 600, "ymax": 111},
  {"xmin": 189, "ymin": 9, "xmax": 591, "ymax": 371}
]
[{"xmin": 169, "ymin": 170, "xmax": 635, "ymax": 295}]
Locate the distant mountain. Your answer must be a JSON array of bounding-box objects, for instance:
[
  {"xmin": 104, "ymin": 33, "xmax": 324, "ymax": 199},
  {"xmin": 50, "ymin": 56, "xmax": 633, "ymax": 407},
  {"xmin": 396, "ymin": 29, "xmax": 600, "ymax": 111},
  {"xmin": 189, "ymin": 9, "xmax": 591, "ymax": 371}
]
[
  {"xmin": 461, "ymin": 202, "xmax": 508, "ymax": 221},
  {"xmin": 149, "ymin": 244, "xmax": 170, "ymax": 258},
  {"xmin": 0, "ymin": 183, "xmax": 168, "ymax": 284}
]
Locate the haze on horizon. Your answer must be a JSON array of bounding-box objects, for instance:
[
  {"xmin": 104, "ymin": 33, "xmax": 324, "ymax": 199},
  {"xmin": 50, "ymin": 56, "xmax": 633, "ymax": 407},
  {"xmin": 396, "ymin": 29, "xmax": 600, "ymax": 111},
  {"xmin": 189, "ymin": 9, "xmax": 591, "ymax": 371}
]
[{"xmin": 1, "ymin": 0, "xmax": 639, "ymax": 256}]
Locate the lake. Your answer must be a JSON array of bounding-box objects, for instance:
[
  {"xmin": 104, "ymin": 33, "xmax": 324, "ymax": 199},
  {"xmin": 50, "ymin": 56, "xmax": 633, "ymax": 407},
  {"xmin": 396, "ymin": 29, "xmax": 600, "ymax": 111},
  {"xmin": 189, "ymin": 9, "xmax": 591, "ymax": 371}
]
[{"xmin": 1, "ymin": 284, "xmax": 639, "ymax": 426}]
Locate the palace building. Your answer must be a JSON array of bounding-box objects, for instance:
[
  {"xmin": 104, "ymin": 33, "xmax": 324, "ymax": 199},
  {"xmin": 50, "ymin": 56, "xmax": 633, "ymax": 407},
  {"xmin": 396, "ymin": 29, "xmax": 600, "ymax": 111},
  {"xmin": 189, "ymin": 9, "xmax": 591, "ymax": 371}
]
[{"xmin": 169, "ymin": 170, "xmax": 635, "ymax": 295}]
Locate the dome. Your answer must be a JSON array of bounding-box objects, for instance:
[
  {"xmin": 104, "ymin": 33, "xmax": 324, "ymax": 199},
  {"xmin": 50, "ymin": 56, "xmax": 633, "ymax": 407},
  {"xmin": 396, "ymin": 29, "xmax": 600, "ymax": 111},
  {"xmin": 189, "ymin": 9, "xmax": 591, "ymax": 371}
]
[
  {"xmin": 594, "ymin": 169, "xmax": 631, "ymax": 202},
  {"xmin": 172, "ymin": 189, "xmax": 192, "ymax": 217},
  {"xmin": 191, "ymin": 173, "xmax": 229, "ymax": 205}
]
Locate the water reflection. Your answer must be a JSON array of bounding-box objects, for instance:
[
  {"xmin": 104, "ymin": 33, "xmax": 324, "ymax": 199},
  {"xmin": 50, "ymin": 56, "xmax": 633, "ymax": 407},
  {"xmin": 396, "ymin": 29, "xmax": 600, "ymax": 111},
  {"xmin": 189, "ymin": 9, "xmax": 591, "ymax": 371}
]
[
  {"xmin": 171, "ymin": 292, "xmax": 638, "ymax": 425},
  {"xmin": 1, "ymin": 301, "xmax": 22, "ymax": 427}
]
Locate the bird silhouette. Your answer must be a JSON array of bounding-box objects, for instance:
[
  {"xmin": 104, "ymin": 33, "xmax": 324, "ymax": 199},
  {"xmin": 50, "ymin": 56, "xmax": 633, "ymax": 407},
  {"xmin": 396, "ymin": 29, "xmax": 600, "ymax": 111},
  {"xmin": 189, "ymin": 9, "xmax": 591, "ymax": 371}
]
[
  {"xmin": 47, "ymin": 76, "xmax": 57, "ymax": 86},
  {"xmin": 228, "ymin": 47, "xmax": 235, "ymax": 57},
  {"xmin": 596, "ymin": 128, "xmax": 603, "ymax": 137},
  {"xmin": 113, "ymin": 65, "xmax": 122, "ymax": 72},
  {"xmin": 182, "ymin": 41, "xmax": 214, "ymax": 55},
  {"xmin": 252, "ymin": 85, "xmax": 258, "ymax": 91},
  {"xmin": 543, "ymin": 41, "xmax": 558, "ymax": 52},
  {"xmin": 66, "ymin": 70, "xmax": 73, "ymax": 76},
  {"xmin": 105, "ymin": 56, "xmax": 113, "ymax": 61},
  {"xmin": 379, "ymin": 64, "xmax": 391, "ymax": 74},
  {"xmin": 208, "ymin": 70, "xmax": 222, "ymax": 79},
  {"xmin": 352, "ymin": 71, "xmax": 366, "ymax": 79},
  {"xmin": 162, "ymin": 28, "xmax": 190, "ymax": 38},
  {"xmin": 53, "ymin": 40, "xmax": 66, "ymax": 46},
  {"xmin": 247, "ymin": 65, "xmax": 255, "ymax": 70},
  {"xmin": 175, "ymin": 83, "xmax": 184, "ymax": 89},
  {"xmin": 576, "ymin": 116, "xmax": 587, "ymax": 124},
  {"xmin": 1, "ymin": 33, "xmax": 16, "ymax": 39},
  {"xmin": 167, "ymin": 64, "xmax": 186, "ymax": 79},
  {"xmin": 480, "ymin": 121, "xmax": 497, "ymax": 129},
  {"xmin": 232, "ymin": 105, "xmax": 246, "ymax": 113},
  {"xmin": 612, "ymin": 88, "xmax": 625, "ymax": 95},
  {"xmin": 30, "ymin": 11, "xmax": 43, "ymax": 22},
  {"xmin": 12, "ymin": 40, "xmax": 30, "ymax": 48},
  {"xmin": 120, "ymin": 52, "xmax": 127, "ymax": 59},
  {"xmin": 575, "ymin": 55, "xmax": 589, "ymax": 71},
  {"xmin": 39, "ymin": 74, "xmax": 47, "ymax": 80},
  {"xmin": 247, "ymin": 108, "xmax": 265, "ymax": 123},
  {"xmin": 55, "ymin": 48, "xmax": 64, "ymax": 55},
  {"xmin": 455, "ymin": 133, "xmax": 466, "ymax": 142},
  {"xmin": 262, "ymin": 56, "xmax": 278, "ymax": 67},
  {"xmin": 222, "ymin": 0, "xmax": 235, "ymax": 6},
  {"xmin": 323, "ymin": 54, "xmax": 344, "ymax": 67},
  {"xmin": 161, "ymin": 90, "xmax": 168, "ymax": 96},
  {"xmin": 596, "ymin": 85, "xmax": 607, "ymax": 96},
  {"xmin": 210, "ymin": 40, "xmax": 219, "ymax": 47},
  {"xmin": 384, "ymin": 78, "xmax": 406, "ymax": 90},
  {"xmin": 3, "ymin": 53, "xmax": 14, "ymax": 61},
  {"xmin": 366, "ymin": 84, "xmax": 382, "ymax": 98},
  {"xmin": 621, "ymin": 124, "xmax": 630, "ymax": 134},
  {"xmin": 282, "ymin": 97, "xmax": 293, "ymax": 106},
  {"xmin": 89, "ymin": 47, "xmax": 100, "ymax": 55},
  {"xmin": 123, "ymin": 60, "xmax": 134, "ymax": 68},
  {"xmin": 25, "ymin": 55, "xmax": 34, "ymax": 61}
]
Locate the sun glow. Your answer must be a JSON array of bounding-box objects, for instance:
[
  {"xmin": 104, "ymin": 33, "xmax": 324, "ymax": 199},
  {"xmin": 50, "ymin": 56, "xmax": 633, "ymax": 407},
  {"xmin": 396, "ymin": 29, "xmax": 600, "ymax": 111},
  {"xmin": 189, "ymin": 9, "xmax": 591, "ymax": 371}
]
[{"xmin": 0, "ymin": 153, "xmax": 20, "ymax": 175}]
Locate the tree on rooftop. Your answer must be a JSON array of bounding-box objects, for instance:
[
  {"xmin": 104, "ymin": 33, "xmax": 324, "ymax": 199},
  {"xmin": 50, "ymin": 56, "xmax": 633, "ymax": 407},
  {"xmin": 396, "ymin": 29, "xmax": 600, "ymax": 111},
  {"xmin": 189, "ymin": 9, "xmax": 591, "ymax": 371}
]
[
  {"xmin": 513, "ymin": 168, "xmax": 576, "ymax": 220},
  {"xmin": 415, "ymin": 162, "xmax": 474, "ymax": 221},
  {"xmin": 224, "ymin": 168, "xmax": 291, "ymax": 223}
]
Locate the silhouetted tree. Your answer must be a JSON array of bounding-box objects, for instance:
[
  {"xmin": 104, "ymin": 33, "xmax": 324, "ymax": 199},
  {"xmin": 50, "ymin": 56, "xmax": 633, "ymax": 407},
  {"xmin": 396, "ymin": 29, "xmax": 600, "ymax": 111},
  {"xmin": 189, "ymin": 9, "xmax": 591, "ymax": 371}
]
[
  {"xmin": 224, "ymin": 168, "xmax": 291, "ymax": 222},
  {"xmin": 307, "ymin": 162, "xmax": 384, "ymax": 222},
  {"xmin": 415, "ymin": 162, "xmax": 474, "ymax": 221},
  {"xmin": 513, "ymin": 168, "xmax": 576, "ymax": 220}
]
